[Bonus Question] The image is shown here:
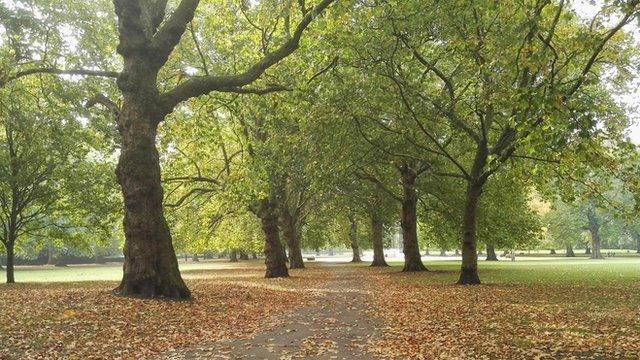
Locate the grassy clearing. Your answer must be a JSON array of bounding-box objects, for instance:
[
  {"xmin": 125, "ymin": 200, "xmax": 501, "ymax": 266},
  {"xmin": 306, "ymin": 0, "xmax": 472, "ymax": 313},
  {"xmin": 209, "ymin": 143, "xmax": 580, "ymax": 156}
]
[
  {"xmin": 387, "ymin": 257, "xmax": 640, "ymax": 285},
  {"xmin": 0, "ymin": 260, "xmax": 268, "ymax": 283}
]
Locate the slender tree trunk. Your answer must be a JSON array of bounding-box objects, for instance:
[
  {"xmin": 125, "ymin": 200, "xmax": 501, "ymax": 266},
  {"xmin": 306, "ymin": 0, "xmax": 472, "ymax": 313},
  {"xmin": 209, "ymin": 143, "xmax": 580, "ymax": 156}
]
[
  {"xmin": 370, "ymin": 216, "xmax": 388, "ymax": 267},
  {"xmin": 565, "ymin": 244, "xmax": 575, "ymax": 257},
  {"xmin": 585, "ymin": 246, "xmax": 591, "ymax": 255},
  {"xmin": 239, "ymin": 251, "xmax": 249, "ymax": 260},
  {"xmin": 260, "ymin": 200, "xmax": 289, "ymax": 278},
  {"xmin": 252, "ymin": 252, "xmax": 258, "ymax": 259},
  {"xmin": 349, "ymin": 215, "xmax": 362, "ymax": 263},
  {"xmin": 587, "ymin": 207, "xmax": 604, "ymax": 259},
  {"xmin": 95, "ymin": 254, "xmax": 106, "ymax": 264},
  {"xmin": 485, "ymin": 245, "xmax": 498, "ymax": 261},
  {"xmin": 458, "ymin": 181, "xmax": 483, "ymax": 284},
  {"xmin": 281, "ymin": 209, "xmax": 304, "ymax": 269},
  {"xmin": 440, "ymin": 249, "xmax": 447, "ymax": 256},
  {"xmin": 550, "ymin": 249, "xmax": 556, "ymax": 255},
  {"xmin": 47, "ymin": 247, "xmax": 55, "ymax": 265},
  {"xmin": 424, "ymin": 249, "xmax": 430, "ymax": 256},
  {"xmin": 400, "ymin": 167, "xmax": 426, "ymax": 272},
  {"xmin": 636, "ymin": 236, "xmax": 640, "ymax": 254},
  {"xmin": 192, "ymin": 254, "xmax": 199, "ymax": 262},
  {"xmin": 5, "ymin": 241, "xmax": 15, "ymax": 284},
  {"xmin": 229, "ymin": 250, "xmax": 238, "ymax": 262},
  {"xmin": 55, "ymin": 255, "xmax": 68, "ymax": 267}
]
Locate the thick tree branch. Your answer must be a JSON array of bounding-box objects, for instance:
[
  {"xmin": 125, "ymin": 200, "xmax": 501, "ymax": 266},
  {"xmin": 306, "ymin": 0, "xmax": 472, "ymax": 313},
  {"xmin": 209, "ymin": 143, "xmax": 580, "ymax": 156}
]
[
  {"xmin": 151, "ymin": 0, "xmax": 200, "ymax": 66},
  {"xmin": 159, "ymin": 0, "xmax": 336, "ymax": 110}
]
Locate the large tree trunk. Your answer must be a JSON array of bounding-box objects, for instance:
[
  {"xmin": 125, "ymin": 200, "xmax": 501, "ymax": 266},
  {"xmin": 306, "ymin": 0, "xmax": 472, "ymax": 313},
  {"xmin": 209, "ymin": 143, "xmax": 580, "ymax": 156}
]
[
  {"xmin": 281, "ymin": 209, "xmax": 304, "ymax": 269},
  {"xmin": 349, "ymin": 215, "xmax": 362, "ymax": 263},
  {"xmin": 587, "ymin": 207, "xmax": 604, "ymax": 260},
  {"xmin": 400, "ymin": 167, "xmax": 426, "ymax": 272},
  {"xmin": 114, "ymin": 100, "xmax": 189, "ymax": 299},
  {"xmin": 370, "ymin": 216, "xmax": 388, "ymax": 267},
  {"xmin": 260, "ymin": 200, "xmax": 289, "ymax": 278},
  {"xmin": 458, "ymin": 181, "xmax": 483, "ymax": 285},
  {"xmin": 485, "ymin": 245, "xmax": 498, "ymax": 261},
  {"xmin": 565, "ymin": 244, "xmax": 575, "ymax": 257},
  {"xmin": 5, "ymin": 241, "xmax": 15, "ymax": 284}
]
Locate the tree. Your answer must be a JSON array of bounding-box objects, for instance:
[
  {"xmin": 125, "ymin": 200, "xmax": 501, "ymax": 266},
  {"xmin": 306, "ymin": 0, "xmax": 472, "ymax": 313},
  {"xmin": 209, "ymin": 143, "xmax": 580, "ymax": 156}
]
[
  {"xmin": 108, "ymin": 0, "xmax": 337, "ymax": 298},
  {"xmin": 352, "ymin": 0, "xmax": 638, "ymax": 284},
  {"xmin": 0, "ymin": 79, "xmax": 118, "ymax": 283}
]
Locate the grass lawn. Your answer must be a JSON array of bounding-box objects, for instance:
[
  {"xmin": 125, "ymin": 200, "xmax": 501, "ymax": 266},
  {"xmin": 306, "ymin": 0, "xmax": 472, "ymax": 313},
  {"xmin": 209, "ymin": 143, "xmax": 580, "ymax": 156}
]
[
  {"xmin": 388, "ymin": 257, "xmax": 640, "ymax": 285},
  {"xmin": 2, "ymin": 261, "xmax": 249, "ymax": 283}
]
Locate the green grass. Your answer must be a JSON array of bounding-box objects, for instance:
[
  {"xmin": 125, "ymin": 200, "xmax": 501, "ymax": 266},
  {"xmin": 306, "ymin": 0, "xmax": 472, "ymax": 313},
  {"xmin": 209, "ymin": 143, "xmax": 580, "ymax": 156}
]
[
  {"xmin": 2, "ymin": 257, "xmax": 639, "ymax": 286},
  {"xmin": 513, "ymin": 248, "xmax": 639, "ymax": 258},
  {"xmin": 387, "ymin": 257, "xmax": 640, "ymax": 285},
  {"xmin": 0, "ymin": 261, "xmax": 245, "ymax": 283}
]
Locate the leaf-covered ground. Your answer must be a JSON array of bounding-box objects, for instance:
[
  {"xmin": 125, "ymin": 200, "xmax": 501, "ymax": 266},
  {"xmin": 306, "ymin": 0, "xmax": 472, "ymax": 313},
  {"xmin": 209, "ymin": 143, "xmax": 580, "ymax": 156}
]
[
  {"xmin": 365, "ymin": 262, "xmax": 640, "ymax": 359},
  {"xmin": 1, "ymin": 259, "xmax": 639, "ymax": 359},
  {"xmin": 0, "ymin": 263, "xmax": 327, "ymax": 360}
]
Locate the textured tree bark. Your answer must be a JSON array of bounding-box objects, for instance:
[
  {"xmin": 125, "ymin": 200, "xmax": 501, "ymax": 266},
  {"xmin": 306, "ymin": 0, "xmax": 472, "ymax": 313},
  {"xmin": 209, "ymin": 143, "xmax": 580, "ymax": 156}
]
[
  {"xmin": 114, "ymin": 100, "xmax": 190, "ymax": 299},
  {"xmin": 348, "ymin": 216, "xmax": 362, "ymax": 263},
  {"xmin": 229, "ymin": 250, "xmax": 238, "ymax": 262},
  {"xmin": 458, "ymin": 182, "xmax": 483, "ymax": 284},
  {"xmin": 565, "ymin": 244, "xmax": 575, "ymax": 257},
  {"xmin": 281, "ymin": 209, "xmax": 304, "ymax": 269},
  {"xmin": 260, "ymin": 200, "xmax": 289, "ymax": 278},
  {"xmin": 5, "ymin": 241, "xmax": 15, "ymax": 284},
  {"xmin": 587, "ymin": 208, "xmax": 603, "ymax": 259},
  {"xmin": 485, "ymin": 245, "xmax": 498, "ymax": 261},
  {"xmin": 370, "ymin": 216, "xmax": 388, "ymax": 267},
  {"xmin": 400, "ymin": 167, "xmax": 427, "ymax": 272}
]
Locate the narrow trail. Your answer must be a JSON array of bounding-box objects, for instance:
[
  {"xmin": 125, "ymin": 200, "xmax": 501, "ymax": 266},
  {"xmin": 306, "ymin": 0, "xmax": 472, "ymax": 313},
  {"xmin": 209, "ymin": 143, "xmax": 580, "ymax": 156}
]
[{"xmin": 163, "ymin": 264, "xmax": 384, "ymax": 359}]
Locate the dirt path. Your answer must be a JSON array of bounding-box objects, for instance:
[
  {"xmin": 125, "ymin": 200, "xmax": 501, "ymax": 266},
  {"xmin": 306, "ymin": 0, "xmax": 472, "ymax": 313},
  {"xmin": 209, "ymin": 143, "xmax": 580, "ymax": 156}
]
[{"xmin": 162, "ymin": 264, "xmax": 383, "ymax": 359}]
